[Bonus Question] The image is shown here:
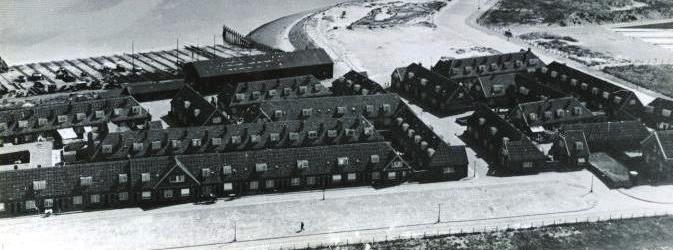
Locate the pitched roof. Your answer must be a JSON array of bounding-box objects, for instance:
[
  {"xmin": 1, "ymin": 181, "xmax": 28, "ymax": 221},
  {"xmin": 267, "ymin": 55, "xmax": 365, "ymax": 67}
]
[
  {"xmin": 402, "ymin": 63, "xmax": 466, "ymax": 96},
  {"xmin": 516, "ymin": 96, "xmax": 594, "ymax": 127},
  {"xmin": 332, "ymin": 70, "xmax": 386, "ymax": 95},
  {"xmin": 226, "ymin": 75, "xmax": 331, "ymax": 107},
  {"xmin": 86, "ymin": 117, "xmax": 384, "ymax": 162},
  {"xmin": 556, "ymin": 130, "xmax": 591, "ymax": 158},
  {"xmin": 560, "ymin": 121, "xmax": 650, "ymax": 149},
  {"xmin": 177, "ymin": 141, "xmax": 399, "ymax": 181},
  {"xmin": 258, "ymin": 93, "xmax": 404, "ymax": 121},
  {"xmin": 187, "ymin": 49, "xmax": 332, "ymax": 79},
  {"xmin": 476, "ymin": 73, "xmax": 517, "ymax": 98},
  {"xmin": 653, "ymin": 130, "xmax": 673, "ymax": 159},
  {"xmin": 170, "ymin": 85, "xmax": 227, "ymax": 126},
  {"xmin": 433, "ymin": 50, "xmax": 543, "ymax": 80},
  {"xmin": 0, "ymin": 95, "xmax": 149, "ymax": 137}
]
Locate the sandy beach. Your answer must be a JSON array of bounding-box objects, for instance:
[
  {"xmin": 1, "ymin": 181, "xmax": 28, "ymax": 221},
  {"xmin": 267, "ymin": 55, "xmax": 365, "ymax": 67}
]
[{"xmin": 0, "ymin": 0, "xmax": 348, "ymax": 65}]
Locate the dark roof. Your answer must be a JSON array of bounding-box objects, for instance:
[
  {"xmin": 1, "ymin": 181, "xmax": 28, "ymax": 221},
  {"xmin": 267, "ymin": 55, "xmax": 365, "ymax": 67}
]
[
  {"xmin": 555, "ymin": 130, "xmax": 591, "ymax": 158},
  {"xmin": 505, "ymin": 139, "xmax": 546, "ymax": 162},
  {"xmin": 177, "ymin": 141, "xmax": 399, "ymax": 181},
  {"xmin": 652, "ymin": 130, "xmax": 673, "ymax": 159},
  {"xmin": 258, "ymin": 93, "xmax": 404, "ymax": 121},
  {"xmin": 468, "ymin": 105, "xmax": 525, "ymax": 141},
  {"xmin": 516, "ymin": 97, "xmax": 594, "ymax": 127},
  {"xmin": 226, "ymin": 75, "xmax": 331, "ymax": 107},
  {"xmin": 560, "ymin": 121, "xmax": 650, "ymax": 149},
  {"xmin": 648, "ymin": 98, "xmax": 673, "ymax": 110},
  {"xmin": 546, "ymin": 62, "xmax": 625, "ymax": 94},
  {"xmin": 332, "ymin": 70, "xmax": 387, "ymax": 95},
  {"xmin": 476, "ymin": 73, "xmax": 517, "ymax": 98},
  {"xmin": 401, "ymin": 63, "xmax": 466, "ymax": 96},
  {"xmin": 170, "ymin": 85, "xmax": 227, "ymax": 126},
  {"xmin": 0, "ymin": 96, "xmax": 149, "ymax": 137},
  {"xmin": 188, "ymin": 49, "xmax": 332, "ymax": 79},
  {"xmin": 85, "ymin": 117, "xmax": 384, "ymax": 162},
  {"xmin": 433, "ymin": 50, "xmax": 543, "ymax": 80},
  {"xmin": 125, "ymin": 80, "xmax": 185, "ymax": 95}
]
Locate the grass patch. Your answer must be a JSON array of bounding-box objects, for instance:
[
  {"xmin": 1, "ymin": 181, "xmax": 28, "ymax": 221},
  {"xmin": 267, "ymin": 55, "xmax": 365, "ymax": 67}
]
[
  {"xmin": 305, "ymin": 216, "xmax": 673, "ymax": 249},
  {"xmin": 603, "ymin": 64, "xmax": 673, "ymax": 98},
  {"xmin": 480, "ymin": 0, "xmax": 673, "ymax": 26}
]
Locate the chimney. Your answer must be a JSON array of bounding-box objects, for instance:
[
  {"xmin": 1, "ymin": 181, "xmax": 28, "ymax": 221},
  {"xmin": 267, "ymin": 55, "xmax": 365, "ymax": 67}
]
[{"xmin": 420, "ymin": 141, "xmax": 428, "ymax": 150}]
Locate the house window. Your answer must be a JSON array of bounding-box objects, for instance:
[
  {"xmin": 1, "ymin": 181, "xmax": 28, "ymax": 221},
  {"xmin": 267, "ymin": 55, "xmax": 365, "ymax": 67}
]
[
  {"xmin": 223, "ymin": 165, "xmax": 232, "ymax": 175},
  {"xmin": 307, "ymin": 130, "xmax": 318, "ymax": 139},
  {"xmin": 443, "ymin": 167, "xmax": 456, "ymax": 174},
  {"xmin": 80, "ymin": 176, "xmax": 93, "ymax": 186},
  {"xmin": 25, "ymin": 200, "xmax": 36, "ymax": 210},
  {"xmin": 73, "ymin": 196, "xmax": 83, "ymax": 205},
  {"xmin": 44, "ymin": 199, "xmax": 54, "ymax": 208},
  {"xmin": 371, "ymin": 171, "xmax": 381, "ymax": 180},
  {"xmin": 388, "ymin": 172, "xmax": 397, "ymax": 180},
  {"xmin": 337, "ymin": 157, "xmax": 349, "ymax": 166},
  {"xmin": 250, "ymin": 134, "xmax": 261, "ymax": 143},
  {"xmin": 332, "ymin": 174, "xmax": 342, "ymax": 182},
  {"xmin": 522, "ymin": 162, "xmax": 534, "ymax": 168},
  {"xmin": 0, "ymin": 203, "xmax": 4, "ymax": 212},
  {"xmin": 231, "ymin": 136, "xmax": 241, "ymax": 145},
  {"xmin": 306, "ymin": 176, "xmax": 316, "ymax": 186},
  {"xmin": 266, "ymin": 180, "xmax": 275, "ymax": 189},
  {"xmin": 163, "ymin": 190, "xmax": 173, "ymax": 198},
  {"xmin": 297, "ymin": 160, "xmax": 309, "ymax": 169},
  {"xmin": 249, "ymin": 181, "xmax": 259, "ymax": 190},
  {"xmin": 327, "ymin": 130, "xmax": 338, "ymax": 138},
  {"xmin": 57, "ymin": 115, "xmax": 68, "ymax": 123},
  {"xmin": 223, "ymin": 183, "xmax": 233, "ymax": 191},
  {"xmin": 119, "ymin": 174, "xmax": 128, "ymax": 183},
  {"xmin": 336, "ymin": 106, "xmax": 347, "ymax": 115},
  {"xmin": 347, "ymin": 173, "xmax": 357, "ymax": 181},
  {"xmin": 142, "ymin": 191, "xmax": 152, "ymax": 200},
  {"xmin": 578, "ymin": 158, "xmax": 586, "ymax": 164},
  {"xmin": 202, "ymin": 168, "xmax": 211, "ymax": 178},
  {"xmin": 302, "ymin": 108, "xmax": 313, "ymax": 117},
  {"xmin": 91, "ymin": 194, "xmax": 101, "ymax": 203},
  {"xmin": 191, "ymin": 139, "xmax": 202, "ymax": 147},
  {"xmin": 95, "ymin": 110, "xmax": 105, "ymax": 119},
  {"xmin": 575, "ymin": 141, "xmax": 585, "ymax": 151},
  {"xmin": 663, "ymin": 109, "xmax": 672, "ymax": 117},
  {"xmin": 212, "ymin": 116, "xmax": 222, "ymax": 124},
  {"xmin": 211, "ymin": 137, "xmax": 223, "ymax": 146},
  {"xmin": 170, "ymin": 175, "xmax": 185, "ymax": 183},
  {"xmin": 256, "ymin": 163, "xmax": 268, "ymax": 172},
  {"xmin": 141, "ymin": 173, "xmax": 151, "ymax": 182},
  {"xmin": 274, "ymin": 110, "xmax": 283, "ymax": 118},
  {"xmin": 291, "ymin": 177, "xmax": 301, "ymax": 186},
  {"xmin": 370, "ymin": 155, "xmax": 380, "ymax": 163},
  {"xmin": 33, "ymin": 180, "xmax": 47, "ymax": 190},
  {"xmin": 119, "ymin": 192, "xmax": 129, "ymax": 201},
  {"xmin": 382, "ymin": 104, "xmax": 392, "ymax": 113},
  {"xmin": 270, "ymin": 133, "xmax": 280, "ymax": 142},
  {"xmin": 181, "ymin": 188, "xmax": 191, "ymax": 196}
]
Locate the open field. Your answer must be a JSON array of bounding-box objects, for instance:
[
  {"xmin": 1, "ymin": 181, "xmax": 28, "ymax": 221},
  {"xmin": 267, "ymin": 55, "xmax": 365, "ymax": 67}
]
[
  {"xmin": 308, "ymin": 216, "xmax": 673, "ymax": 249},
  {"xmin": 480, "ymin": 0, "xmax": 673, "ymax": 26},
  {"xmin": 603, "ymin": 64, "xmax": 673, "ymax": 98}
]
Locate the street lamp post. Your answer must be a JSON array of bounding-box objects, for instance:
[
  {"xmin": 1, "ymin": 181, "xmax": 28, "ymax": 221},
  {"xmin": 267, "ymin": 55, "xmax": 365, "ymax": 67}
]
[
  {"xmin": 436, "ymin": 203, "xmax": 441, "ymax": 223},
  {"xmin": 590, "ymin": 175, "xmax": 594, "ymax": 193},
  {"xmin": 233, "ymin": 221, "xmax": 237, "ymax": 242}
]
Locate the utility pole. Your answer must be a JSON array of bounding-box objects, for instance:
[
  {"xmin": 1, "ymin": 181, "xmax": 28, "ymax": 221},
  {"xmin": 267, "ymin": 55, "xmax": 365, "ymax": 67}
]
[
  {"xmin": 233, "ymin": 221, "xmax": 237, "ymax": 242},
  {"xmin": 176, "ymin": 38, "xmax": 179, "ymax": 67},
  {"xmin": 436, "ymin": 203, "xmax": 441, "ymax": 223},
  {"xmin": 590, "ymin": 175, "xmax": 594, "ymax": 193},
  {"xmin": 213, "ymin": 34, "xmax": 217, "ymax": 56},
  {"xmin": 131, "ymin": 40, "xmax": 135, "ymax": 71}
]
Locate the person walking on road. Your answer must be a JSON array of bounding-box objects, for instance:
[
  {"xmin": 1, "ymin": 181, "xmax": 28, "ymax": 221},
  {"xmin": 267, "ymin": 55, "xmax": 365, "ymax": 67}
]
[{"xmin": 299, "ymin": 222, "xmax": 305, "ymax": 232}]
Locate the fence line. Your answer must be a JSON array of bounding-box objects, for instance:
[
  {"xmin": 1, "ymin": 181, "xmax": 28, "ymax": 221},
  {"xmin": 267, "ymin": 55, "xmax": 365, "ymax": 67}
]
[{"xmin": 276, "ymin": 210, "xmax": 672, "ymax": 249}]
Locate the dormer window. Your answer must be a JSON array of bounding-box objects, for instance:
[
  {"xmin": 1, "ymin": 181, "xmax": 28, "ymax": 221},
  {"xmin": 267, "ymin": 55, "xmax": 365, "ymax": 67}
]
[
  {"xmin": 132, "ymin": 105, "xmax": 143, "ymax": 114},
  {"xmin": 113, "ymin": 108, "xmax": 124, "ymax": 116},
  {"xmin": 307, "ymin": 130, "xmax": 318, "ymax": 139},
  {"xmin": 255, "ymin": 163, "xmax": 268, "ymax": 172},
  {"xmin": 212, "ymin": 116, "xmax": 222, "ymax": 124},
  {"xmin": 33, "ymin": 180, "xmax": 47, "ymax": 190},
  {"xmin": 251, "ymin": 91, "xmax": 261, "ymax": 99},
  {"xmin": 613, "ymin": 96, "xmax": 622, "ymax": 104},
  {"xmin": 95, "ymin": 110, "xmax": 105, "ymax": 119},
  {"xmin": 171, "ymin": 139, "xmax": 181, "ymax": 149},
  {"xmin": 382, "ymin": 104, "xmax": 391, "ymax": 113},
  {"xmin": 327, "ymin": 129, "xmax": 338, "ymax": 138},
  {"xmin": 663, "ymin": 109, "xmax": 672, "ymax": 117},
  {"xmin": 222, "ymin": 165, "xmax": 232, "ymax": 175},
  {"xmin": 302, "ymin": 108, "xmax": 313, "ymax": 117},
  {"xmin": 365, "ymin": 105, "xmax": 375, "ymax": 114},
  {"xmin": 544, "ymin": 111, "xmax": 553, "ymax": 120},
  {"xmin": 118, "ymin": 174, "xmax": 127, "ymax": 183},
  {"xmin": 556, "ymin": 109, "xmax": 565, "ymax": 118},
  {"xmin": 191, "ymin": 139, "xmax": 202, "ymax": 147},
  {"xmin": 269, "ymin": 133, "xmax": 280, "ymax": 142},
  {"xmin": 80, "ymin": 176, "xmax": 93, "ymax": 186},
  {"xmin": 364, "ymin": 126, "xmax": 374, "ymax": 136},
  {"xmin": 570, "ymin": 79, "xmax": 578, "ymax": 86},
  {"xmin": 299, "ymin": 86, "xmax": 308, "ymax": 94},
  {"xmin": 370, "ymin": 154, "xmax": 380, "ymax": 163},
  {"xmin": 550, "ymin": 71, "xmax": 558, "ymax": 78},
  {"xmin": 336, "ymin": 106, "xmax": 347, "ymax": 115},
  {"xmin": 57, "ymin": 115, "xmax": 68, "ymax": 123},
  {"xmin": 250, "ymin": 134, "xmax": 261, "ymax": 143},
  {"xmin": 573, "ymin": 107, "xmax": 583, "ymax": 115},
  {"xmin": 184, "ymin": 101, "xmax": 191, "ymax": 108},
  {"xmin": 234, "ymin": 93, "xmax": 246, "ymax": 102},
  {"xmin": 591, "ymin": 87, "xmax": 599, "ymax": 95},
  {"xmin": 193, "ymin": 108, "xmax": 201, "ymax": 117},
  {"xmin": 38, "ymin": 118, "xmax": 48, "ymax": 127},
  {"xmin": 76, "ymin": 113, "xmax": 86, "ymax": 121},
  {"xmin": 17, "ymin": 120, "xmax": 28, "ymax": 128},
  {"xmin": 150, "ymin": 141, "xmax": 161, "ymax": 150},
  {"xmin": 344, "ymin": 129, "xmax": 355, "ymax": 137},
  {"xmin": 283, "ymin": 87, "xmax": 292, "ymax": 96},
  {"xmin": 267, "ymin": 89, "xmax": 277, "ymax": 97},
  {"xmin": 529, "ymin": 113, "xmax": 538, "ymax": 121},
  {"xmin": 274, "ymin": 110, "xmax": 283, "ymax": 119},
  {"xmin": 337, "ymin": 157, "xmax": 349, "ymax": 166},
  {"xmin": 201, "ymin": 168, "xmax": 211, "ymax": 178},
  {"xmin": 102, "ymin": 144, "xmax": 113, "ymax": 153},
  {"xmin": 170, "ymin": 175, "xmax": 185, "ymax": 183},
  {"xmin": 492, "ymin": 85, "xmax": 504, "ymax": 95},
  {"xmin": 602, "ymin": 91, "xmax": 610, "ymax": 99},
  {"xmin": 132, "ymin": 142, "xmax": 144, "ymax": 152},
  {"xmin": 297, "ymin": 160, "xmax": 309, "ymax": 169},
  {"xmin": 289, "ymin": 132, "xmax": 300, "ymax": 141},
  {"xmin": 575, "ymin": 141, "xmax": 584, "ymax": 151},
  {"xmin": 230, "ymin": 136, "xmax": 241, "ymax": 145},
  {"xmin": 580, "ymin": 83, "xmax": 588, "ymax": 90},
  {"xmin": 211, "ymin": 137, "xmax": 222, "ymax": 146}
]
